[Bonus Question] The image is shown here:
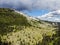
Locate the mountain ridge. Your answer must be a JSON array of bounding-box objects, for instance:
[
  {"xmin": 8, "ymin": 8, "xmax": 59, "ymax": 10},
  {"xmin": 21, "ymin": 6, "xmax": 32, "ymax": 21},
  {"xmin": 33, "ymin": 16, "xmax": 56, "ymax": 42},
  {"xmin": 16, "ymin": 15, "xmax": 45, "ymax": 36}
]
[{"xmin": 0, "ymin": 8, "xmax": 58, "ymax": 45}]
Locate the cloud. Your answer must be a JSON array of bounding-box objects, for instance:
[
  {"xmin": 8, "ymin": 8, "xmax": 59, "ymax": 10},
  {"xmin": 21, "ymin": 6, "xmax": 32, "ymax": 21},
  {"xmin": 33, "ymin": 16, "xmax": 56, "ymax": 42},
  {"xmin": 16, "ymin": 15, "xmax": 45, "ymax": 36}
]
[
  {"xmin": 0, "ymin": 0, "xmax": 60, "ymax": 11},
  {"xmin": 38, "ymin": 10, "xmax": 60, "ymax": 22}
]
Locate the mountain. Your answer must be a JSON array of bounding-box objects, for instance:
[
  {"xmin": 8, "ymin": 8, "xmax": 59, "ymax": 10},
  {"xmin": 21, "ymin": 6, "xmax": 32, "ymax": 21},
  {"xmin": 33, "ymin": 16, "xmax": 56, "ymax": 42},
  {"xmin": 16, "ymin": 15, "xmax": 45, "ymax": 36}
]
[
  {"xmin": 37, "ymin": 10, "xmax": 60, "ymax": 22},
  {"xmin": 0, "ymin": 8, "xmax": 58, "ymax": 45}
]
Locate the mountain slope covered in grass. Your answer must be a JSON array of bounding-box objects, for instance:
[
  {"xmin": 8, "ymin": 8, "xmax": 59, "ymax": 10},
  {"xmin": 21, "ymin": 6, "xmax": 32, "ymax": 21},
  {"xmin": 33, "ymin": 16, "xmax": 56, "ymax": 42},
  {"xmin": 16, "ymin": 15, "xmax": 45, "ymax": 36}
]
[{"xmin": 0, "ymin": 8, "xmax": 57, "ymax": 45}]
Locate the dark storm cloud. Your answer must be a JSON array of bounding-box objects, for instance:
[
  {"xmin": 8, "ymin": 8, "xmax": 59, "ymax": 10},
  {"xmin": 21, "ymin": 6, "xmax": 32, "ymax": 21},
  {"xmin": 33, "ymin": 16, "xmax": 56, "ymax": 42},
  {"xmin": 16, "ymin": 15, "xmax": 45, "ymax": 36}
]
[{"xmin": 0, "ymin": 0, "xmax": 60, "ymax": 11}]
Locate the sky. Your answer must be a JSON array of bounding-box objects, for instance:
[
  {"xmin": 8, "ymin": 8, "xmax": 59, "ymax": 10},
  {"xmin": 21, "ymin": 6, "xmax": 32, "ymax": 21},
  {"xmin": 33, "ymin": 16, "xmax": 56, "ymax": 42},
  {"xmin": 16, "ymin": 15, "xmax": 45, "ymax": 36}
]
[
  {"xmin": 23, "ymin": 9, "xmax": 50, "ymax": 17},
  {"xmin": 0, "ymin": 0, "xmax": 60, "ymax": 17},
  {"xmin": 39, "ymin": 10, "xmax": 60, "ymax": 22}
]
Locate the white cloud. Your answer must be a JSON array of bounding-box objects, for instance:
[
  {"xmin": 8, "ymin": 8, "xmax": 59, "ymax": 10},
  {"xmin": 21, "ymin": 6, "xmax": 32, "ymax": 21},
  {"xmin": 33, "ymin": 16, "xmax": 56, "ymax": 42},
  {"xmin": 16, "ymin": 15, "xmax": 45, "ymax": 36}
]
[
  {"xmin": 55, "ymin": 18, "xmax": 60, "ymax": 21},
  {"xmin": 38, "ymin": 10, "xmax": 60, "ymax": 22}
]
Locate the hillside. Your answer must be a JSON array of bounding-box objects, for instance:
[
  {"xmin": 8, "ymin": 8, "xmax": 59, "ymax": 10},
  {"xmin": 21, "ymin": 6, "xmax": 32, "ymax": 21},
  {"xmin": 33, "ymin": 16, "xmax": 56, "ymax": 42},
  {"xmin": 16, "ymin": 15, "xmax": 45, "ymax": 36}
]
[{"xmin": 0, "ymin": 8, "xmax": 57, "ymax": 45}]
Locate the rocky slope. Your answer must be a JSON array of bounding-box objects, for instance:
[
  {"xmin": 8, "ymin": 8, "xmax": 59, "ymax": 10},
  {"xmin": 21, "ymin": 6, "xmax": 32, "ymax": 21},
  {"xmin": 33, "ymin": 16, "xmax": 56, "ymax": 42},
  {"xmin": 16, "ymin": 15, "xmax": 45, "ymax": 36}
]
[{"xmin": 0, "ymin": 8, "xmax": 57, "ymax": 45}]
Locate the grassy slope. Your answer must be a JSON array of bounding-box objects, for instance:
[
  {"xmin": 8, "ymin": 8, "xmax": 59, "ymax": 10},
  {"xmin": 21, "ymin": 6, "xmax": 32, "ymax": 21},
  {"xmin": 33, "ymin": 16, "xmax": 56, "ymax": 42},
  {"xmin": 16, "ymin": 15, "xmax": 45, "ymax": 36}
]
[{"xmin": 0, "ymin": 8, "xmax": 56, "ymax": 45}]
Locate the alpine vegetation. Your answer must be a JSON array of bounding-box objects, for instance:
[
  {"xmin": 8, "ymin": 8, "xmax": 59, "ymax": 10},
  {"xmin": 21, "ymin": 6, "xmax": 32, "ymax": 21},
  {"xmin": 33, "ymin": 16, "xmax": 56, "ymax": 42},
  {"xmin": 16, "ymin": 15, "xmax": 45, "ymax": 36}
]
[{"xmin": 0, "ymin": 8, "xmax": 58, "ymax": 45}]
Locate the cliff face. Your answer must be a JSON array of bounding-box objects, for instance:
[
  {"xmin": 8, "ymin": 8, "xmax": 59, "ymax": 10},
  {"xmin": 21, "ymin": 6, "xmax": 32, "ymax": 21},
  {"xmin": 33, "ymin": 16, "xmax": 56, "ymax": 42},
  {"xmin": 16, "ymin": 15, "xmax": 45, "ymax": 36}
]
[{"xmin": 0, "ymin": 8, "xmax": 57, "ymax": 45}]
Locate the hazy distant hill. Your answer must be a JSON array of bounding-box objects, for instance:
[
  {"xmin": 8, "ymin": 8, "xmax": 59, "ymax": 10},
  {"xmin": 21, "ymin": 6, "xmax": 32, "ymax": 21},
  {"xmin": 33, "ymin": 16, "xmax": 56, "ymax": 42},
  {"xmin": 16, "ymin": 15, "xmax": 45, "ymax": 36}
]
[{"xmin": 0, "ymin": 8, "xmax": 58, "ymax": 45}]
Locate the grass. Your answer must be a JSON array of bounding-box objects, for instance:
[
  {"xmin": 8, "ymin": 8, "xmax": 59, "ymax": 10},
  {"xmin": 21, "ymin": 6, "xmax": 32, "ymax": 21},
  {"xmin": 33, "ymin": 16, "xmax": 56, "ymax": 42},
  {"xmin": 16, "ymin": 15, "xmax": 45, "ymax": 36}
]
[{"xmin": 0, "ymin": 8, "xmax": 57, "ymax": 45}]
